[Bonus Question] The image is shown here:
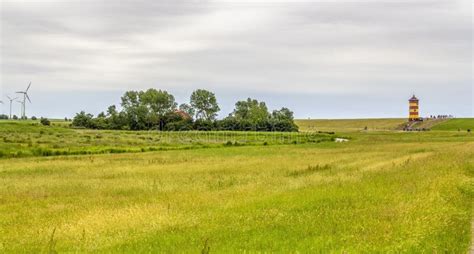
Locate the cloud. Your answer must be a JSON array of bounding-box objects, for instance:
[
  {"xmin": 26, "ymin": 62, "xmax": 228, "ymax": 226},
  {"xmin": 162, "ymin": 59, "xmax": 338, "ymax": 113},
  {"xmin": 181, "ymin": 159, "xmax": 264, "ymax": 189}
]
[{"xmin": 0, "ymin": 0, "xmax": 472, "ymax": 117}]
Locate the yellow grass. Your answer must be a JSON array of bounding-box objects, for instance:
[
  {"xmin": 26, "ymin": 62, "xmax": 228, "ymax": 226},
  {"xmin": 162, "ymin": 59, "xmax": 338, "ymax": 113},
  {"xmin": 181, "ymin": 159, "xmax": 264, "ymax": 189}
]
[{"xmin": 0, "ymin": 129, "xmax": 473, "ymax": 252}]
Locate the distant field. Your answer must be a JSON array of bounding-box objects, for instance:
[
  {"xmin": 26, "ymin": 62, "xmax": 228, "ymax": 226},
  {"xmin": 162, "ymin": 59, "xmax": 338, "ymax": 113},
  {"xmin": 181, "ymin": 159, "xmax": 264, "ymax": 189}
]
[
  {"xmin": 295, "ymin": 118, "xmax": 406, "ymax": 132},
  {"xmin": 296, "ymin": 118, "xmax": 474, "ymax": 132},
  {"xmin": 0, "ymin": 120, "xmax": 473, "ymax": 252},
  {"xmin": 431, "ymin": 118, "xmax": 474, "ymax": 131}
]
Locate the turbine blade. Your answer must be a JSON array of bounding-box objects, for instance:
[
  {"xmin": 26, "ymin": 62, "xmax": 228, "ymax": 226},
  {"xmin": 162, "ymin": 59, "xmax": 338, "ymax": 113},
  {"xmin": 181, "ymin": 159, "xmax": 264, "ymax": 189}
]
[
  {"xmin": 16, "ymin": 91, "xmax": 24, "ymax": 94},
  {"xmin": 26, "ymin": 94, "xmax": 31, "ymax": 103},
  {"xmin": 26, "ymin": 82, "xmax": 31, "ymax": 92},
  {"xmin": 7, "ymin": 96, "xmax": 11, "ymax": 100}
]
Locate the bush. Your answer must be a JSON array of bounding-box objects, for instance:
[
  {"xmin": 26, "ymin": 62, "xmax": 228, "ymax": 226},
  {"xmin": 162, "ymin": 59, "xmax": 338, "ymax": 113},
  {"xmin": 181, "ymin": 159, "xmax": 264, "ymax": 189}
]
[
  {"xmin": 72, "ymin": 111, "xmax": 94, "ymax": 128},
  {"xmin": 216, "ymin": 117, "xmax": 238, "ymax": 131},
  {"xmin": 0, "ymin": 114, "xmax": 8, "ymax": 120},
  {"xmin": 164, "ymin": 120, "xmax": 193, "ymax": 131},
  {"xmin": 40, "ymin": 117, "xmax": 51, "ymax": 126},
  {"xmin": 31, "ymin": 116, "xmax": 37, "ymax": 120},
  {"xmin": 193, "ymin": 119, "xmax": 215, "ymax": 131}
]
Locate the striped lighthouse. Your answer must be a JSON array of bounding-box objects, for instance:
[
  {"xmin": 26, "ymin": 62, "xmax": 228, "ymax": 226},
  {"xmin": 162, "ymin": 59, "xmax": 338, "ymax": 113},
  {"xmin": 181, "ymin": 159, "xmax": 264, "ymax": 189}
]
[{"xmin": 408, "ymin": 95, "xmax": 420, "ymax": 121}]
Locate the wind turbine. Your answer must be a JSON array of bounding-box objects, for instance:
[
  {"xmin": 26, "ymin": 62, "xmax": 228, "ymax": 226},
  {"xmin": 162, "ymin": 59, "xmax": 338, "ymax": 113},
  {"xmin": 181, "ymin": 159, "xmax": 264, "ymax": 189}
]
[
  {"xmin": 6, "ymin": 96, "xmax": 18, "ymax": 119},
  {"xmin": 16, "ymin": 100, "xmax": 23, "ymax": 119},
  {"xmin": 16, "ymin": 82, "xmax": 32, "ymax": 119}
]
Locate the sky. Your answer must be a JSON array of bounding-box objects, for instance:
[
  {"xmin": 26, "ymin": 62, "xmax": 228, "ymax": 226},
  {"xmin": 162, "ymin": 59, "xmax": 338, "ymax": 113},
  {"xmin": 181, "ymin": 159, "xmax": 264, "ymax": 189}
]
[{"xmin": 0, "ymin": 0, "xmax": 472, "ymax": 119}]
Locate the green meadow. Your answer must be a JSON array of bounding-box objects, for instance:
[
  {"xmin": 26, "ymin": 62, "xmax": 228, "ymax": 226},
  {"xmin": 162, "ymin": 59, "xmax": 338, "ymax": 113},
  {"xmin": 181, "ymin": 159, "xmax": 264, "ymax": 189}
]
[
  {"xmin": 431, "ymin": 118, "xmax": 474, "ymax": 131},
  {"xmin": 295, "ymin": 118, "xmax": 407, "ymax": 132},
  {"xmin": 0, "ymin": 119, "xmax": 473, "ymax": 252}
]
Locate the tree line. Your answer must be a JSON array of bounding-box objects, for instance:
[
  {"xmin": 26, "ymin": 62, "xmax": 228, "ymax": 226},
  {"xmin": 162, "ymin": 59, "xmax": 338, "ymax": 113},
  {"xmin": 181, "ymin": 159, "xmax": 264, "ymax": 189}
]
[{"xmin": 72, "ymin": 89, "xmax": 298, "ymax": 132}]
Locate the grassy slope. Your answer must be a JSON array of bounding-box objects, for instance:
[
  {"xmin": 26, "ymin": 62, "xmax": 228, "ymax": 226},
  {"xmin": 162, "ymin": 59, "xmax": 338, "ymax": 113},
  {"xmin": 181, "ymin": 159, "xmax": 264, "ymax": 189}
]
[
  {"xmin": 0, "ymin": 124, "xmax": 473, "ymax": 252},
  {"xmin": 0, "ymin": 121, "xmax": 333, "ymax": 158},
  {"xmin": 295, "ymin": 118, "xmax": 407, "ymax": 132},
  {"xmin": 431, "ymin": 118, "xmax": 474, "ymax": 131},
  {"xmin": 296, "ymin": 118, "xmax": 474, "ymax": 132}
]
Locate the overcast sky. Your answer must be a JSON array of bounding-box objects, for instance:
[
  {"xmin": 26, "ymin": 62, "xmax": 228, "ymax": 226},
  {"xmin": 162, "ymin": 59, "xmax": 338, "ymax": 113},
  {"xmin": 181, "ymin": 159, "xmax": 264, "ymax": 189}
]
[{"xmin": 0, "ymin": 0, "xmax": 472, "ymax": 119}]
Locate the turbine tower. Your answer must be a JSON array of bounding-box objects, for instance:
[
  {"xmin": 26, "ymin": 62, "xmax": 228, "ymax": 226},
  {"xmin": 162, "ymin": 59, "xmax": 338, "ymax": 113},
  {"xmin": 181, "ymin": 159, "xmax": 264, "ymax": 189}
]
[
  {"xmin": 16, "ymin": 101, "xmax": 23, "ymax": 118},
  {"xmin": 16, "ymin": 82, "xmax": 32, "ymax": 119},
  {"xmin": 6, "ymin": 96, "xmax": 18, "ymax": 119}
]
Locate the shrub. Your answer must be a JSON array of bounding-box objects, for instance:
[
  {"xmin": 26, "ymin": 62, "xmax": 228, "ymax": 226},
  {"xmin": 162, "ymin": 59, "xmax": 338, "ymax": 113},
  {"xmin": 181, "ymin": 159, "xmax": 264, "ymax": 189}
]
[
  {"xmin": 164, "ymin": 119, "xmax": 193, "ymax": 131},
  {"xmin": 31, "ymin": 116, "xmax": 37, "ymax": 120},
  {"xmin": 72, "ymin": 111, "xmax": 94, "ymax": 128},
  {"xmin": 40, "ymin": 117, "xmax": 51, "ymax": 126},
  {"xmin": 193, "ymin": 119, "xmax": 215, "ymax": 131}
]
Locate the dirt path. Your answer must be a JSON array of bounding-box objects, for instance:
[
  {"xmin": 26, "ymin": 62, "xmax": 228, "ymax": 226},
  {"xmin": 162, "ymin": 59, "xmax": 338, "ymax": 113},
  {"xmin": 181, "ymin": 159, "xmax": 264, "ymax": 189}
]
[{"xmin": 397, "ymin": 118, "xmax": 449, "ymax": 130}]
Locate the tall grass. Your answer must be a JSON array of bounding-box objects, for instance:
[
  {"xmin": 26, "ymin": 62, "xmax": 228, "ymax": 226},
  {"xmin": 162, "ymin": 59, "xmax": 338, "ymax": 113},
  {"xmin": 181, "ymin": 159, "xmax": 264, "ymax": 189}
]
[{"xmin": 0, "ymin": 133, "xmax": 472, "ymax": 252}]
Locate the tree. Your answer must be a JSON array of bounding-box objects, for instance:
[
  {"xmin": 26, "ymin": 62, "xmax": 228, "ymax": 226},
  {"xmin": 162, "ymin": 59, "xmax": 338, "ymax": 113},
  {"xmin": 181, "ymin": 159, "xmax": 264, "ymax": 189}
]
[
  {"xmin": 271, "ymin": 107, "xmax": 294, "ymax": 121},
  {"xmin": 162, "ymin": 111, "xmax": 193, "ymax": 131},
  {"xmin": 70, "ymin": 88, "xmax": 299, "ymax": 132},
  {"xmin": 121, "ymin": 91, "xmax": 143, "ymax": 130},
  {"xmin": 179, "ymin": 103, "xmax": 195, "ymax": 119},
  {"xmin": 140, "ymin": 89, "xmax": 177, "ymax": 117},
  {"xmin": 232, "ymin": 98, "xmax": 270, "ymax": 123},
  {"xmin": 120, "ymin": 89, "xmax": 177, "ymax": 130},
  {"xmin": 105, "ymin": 105, "xmax": 127, "ymax": 130},
  {"xmin": 190, "ymin": 89, "xmax": 220, "ymax": 121},
  {"xmin": 72, "ymin": 111, "xmax": 94, "ymax": 128},
  {"xmin": 120, "ymin": 91, "xmax": 149, "ymax": 130}
]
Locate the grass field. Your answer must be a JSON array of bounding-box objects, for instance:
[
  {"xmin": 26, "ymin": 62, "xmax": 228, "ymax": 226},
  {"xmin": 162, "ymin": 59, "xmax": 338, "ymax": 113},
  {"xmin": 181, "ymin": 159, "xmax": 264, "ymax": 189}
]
[
  {"xmin": 0, "ymin": 120, "xmax": 473, "ymax": 252},
  {"xmin": 297, "ymin": 118, "xmax": 474, "ymax": 133},
  {"xmin": 295, "ymin": 118, "xmax": 407, "ymax": 132},
  {"xmin": 431, "ymin": 118, "xmax": 474, "ymax": 131}
]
